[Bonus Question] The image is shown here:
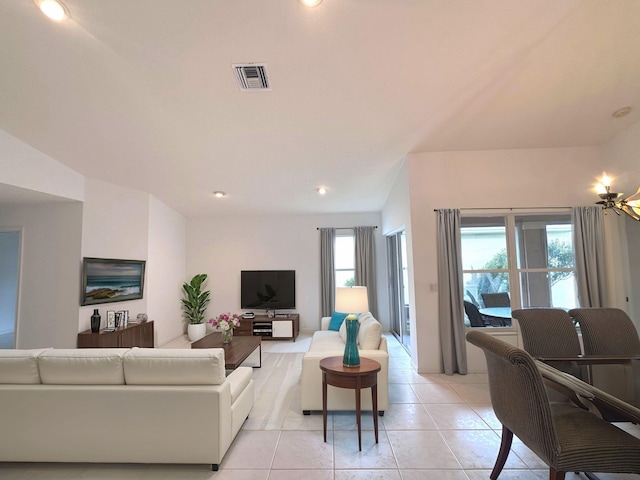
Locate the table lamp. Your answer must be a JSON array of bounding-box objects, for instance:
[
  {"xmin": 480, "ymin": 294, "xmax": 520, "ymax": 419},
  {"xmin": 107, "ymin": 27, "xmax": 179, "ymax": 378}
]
[{"xmin": 335, "ymin": 286, "xmax": 369, "ymax": 367}]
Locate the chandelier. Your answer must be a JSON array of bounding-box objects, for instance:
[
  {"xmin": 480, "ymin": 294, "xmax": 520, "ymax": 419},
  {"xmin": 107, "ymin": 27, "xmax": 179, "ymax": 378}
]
[{"xmin": 595, "ymin": 174, "xmax": 640, "ymax": 221}]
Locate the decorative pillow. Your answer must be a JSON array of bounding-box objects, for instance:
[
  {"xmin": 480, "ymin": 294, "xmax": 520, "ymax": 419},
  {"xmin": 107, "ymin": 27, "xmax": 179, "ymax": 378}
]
[
  {"xmin": 339, "ymin": 318, "xmax": 348, "ymax": 343},
  {"xmin": 357, "ymin": 313, "xmax": 382, "ymax": 350},
  {"xmin": 328, "ymin": 312, "xmax": 348, "ymax": 331}
]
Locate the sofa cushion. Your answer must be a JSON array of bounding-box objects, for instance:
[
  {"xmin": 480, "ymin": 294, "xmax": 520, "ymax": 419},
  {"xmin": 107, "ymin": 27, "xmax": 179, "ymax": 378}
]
[
  {"xmin": 39, "ymin": 349, "xmax": 128, "ymax": 385},
  {"xmin": 328, "ymin": 312, "xmax": 348, "ymax": 331},
  {"xmin": 358, "ymin": 313, "xmax": 382, "ymax": 350},
  {"xmin": 309, "ymin": 330, "xmax": 344, "ymax": 352},
  {"xmin": 0, "ymin": 349, "xmax": 48, "ymax": 384},
  {"xmin": 124, "ymin": 348, "xmax": 226, "ymax": 385}
]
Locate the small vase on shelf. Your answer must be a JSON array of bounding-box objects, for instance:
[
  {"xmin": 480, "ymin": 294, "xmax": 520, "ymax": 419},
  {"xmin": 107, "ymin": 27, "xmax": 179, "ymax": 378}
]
[
  {"xmin": 90, "ymin": 309, "xmax": 101, "ymax": 333},
  {"xmin": 222, "ymin": 329, "xmax": 233, "ymax": 344}
]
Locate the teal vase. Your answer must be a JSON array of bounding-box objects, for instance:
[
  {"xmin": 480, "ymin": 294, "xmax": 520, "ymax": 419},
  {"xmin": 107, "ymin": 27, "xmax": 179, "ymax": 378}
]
[{"xmin": 342, "ymin": 316, "xmax": 360, "ymax": 367}]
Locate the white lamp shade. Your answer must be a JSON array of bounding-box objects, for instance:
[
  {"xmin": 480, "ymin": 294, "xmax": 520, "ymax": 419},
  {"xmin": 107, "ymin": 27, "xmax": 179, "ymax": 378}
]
[{"xmin": 335, "ymin": 286, "xmax": 369, "ymax": 314}]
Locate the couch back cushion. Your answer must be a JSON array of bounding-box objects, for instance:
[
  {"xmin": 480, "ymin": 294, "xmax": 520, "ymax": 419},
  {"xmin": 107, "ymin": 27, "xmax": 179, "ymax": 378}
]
[
  {"xmin": 357, "ymin": 312, "xmax": 382, "ymax": 350},
  {"xmin": 38, "ymin": 349, "xmax": 128, "ymax": 385},
  {"xmin": 0, "ymin": 349, "xmax": 49, "ymax": 384},
  {"xmin": 124, "ymin": 348, "xmax": 226, "ymax": 385}
]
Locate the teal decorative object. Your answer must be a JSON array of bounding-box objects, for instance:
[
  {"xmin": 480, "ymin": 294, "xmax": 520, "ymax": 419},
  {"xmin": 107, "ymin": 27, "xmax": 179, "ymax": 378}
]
[{"xmin": 342, "ymin": 314, "xmax": 360, "ymax": 367}]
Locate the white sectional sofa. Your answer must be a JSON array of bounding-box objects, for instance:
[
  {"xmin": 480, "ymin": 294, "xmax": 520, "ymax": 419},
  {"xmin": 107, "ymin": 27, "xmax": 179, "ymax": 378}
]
[
  {"xmin": 301, "ymin": 312, "xmax": 389, "ymax": 414},
  {"xmin": 0, "ymin": 347, "xmax": 254, "ymax": 471}
]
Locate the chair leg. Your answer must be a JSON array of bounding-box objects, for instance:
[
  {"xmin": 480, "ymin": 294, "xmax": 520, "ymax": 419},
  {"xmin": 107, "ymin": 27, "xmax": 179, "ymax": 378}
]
[
  {"xmin": 490, "ymin": 425, "xmax": 513, "ymax": 480},
  {"xmin": 549, "ymin": 468, "xmax": 565, "ymax": 480}
]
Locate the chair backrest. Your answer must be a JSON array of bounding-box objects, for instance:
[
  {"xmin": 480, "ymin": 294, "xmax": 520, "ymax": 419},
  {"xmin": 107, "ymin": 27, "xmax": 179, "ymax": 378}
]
[
  {"xmin": 569, "ymin": 308, "xmax": 640, "ymax": 356},
  {"xmin": 511, "ymin": 308, "xmax": 582, "ymax": 358},
  {"xmin": 482, "ymin": 292, "xmax": 510, "ymax": 307},
  {"xmin": 464, "ymin": 301, "xmax": 485, "ymax": 327},
  {"xmin": 512, "ymin": 308, "xmax": 586, "ymax": 396},
  {"xmin": 466, "ymin": 330, "xmax": 559, "ymax": 464}
]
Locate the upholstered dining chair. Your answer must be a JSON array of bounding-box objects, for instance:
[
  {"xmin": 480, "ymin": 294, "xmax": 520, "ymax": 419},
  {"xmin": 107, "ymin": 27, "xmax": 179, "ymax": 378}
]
[
  {"xmin": 481, "ymin": 292, "xmax": 511, "ymax": 308},
  {"xmin": 466, "ymin": 330, "xmax": 640, "ymax": 480},
  {"xmin": 511, "ymin": 308, "xmax": 584, "ymax": 381},
  {"xmin": 569, "ymin": 308, "xmax": 640, "ymax": 356},
  {"xmin": 569, "ymin": 307, "xmax": 640, "ymax": 408}
]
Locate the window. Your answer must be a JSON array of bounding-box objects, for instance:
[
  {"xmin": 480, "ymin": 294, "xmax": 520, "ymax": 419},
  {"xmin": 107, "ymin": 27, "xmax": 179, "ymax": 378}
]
[
  {"xmin": 461, "ymin": 213, "xmax": 577, "ymax": 313},
  {"xmin": 335, "ymin": 231, "xmax": 355, "ymax": 287}
]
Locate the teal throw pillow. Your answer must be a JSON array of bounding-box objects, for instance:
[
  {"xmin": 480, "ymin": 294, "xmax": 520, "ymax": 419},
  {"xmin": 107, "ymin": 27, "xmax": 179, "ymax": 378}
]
[{"xmin": 328, "ymin": 312, "xmax": 348, "ymax": 331}]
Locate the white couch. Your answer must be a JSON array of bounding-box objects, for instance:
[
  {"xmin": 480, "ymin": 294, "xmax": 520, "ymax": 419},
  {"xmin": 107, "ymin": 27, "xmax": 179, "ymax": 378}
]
[
  {"xmin": 301, "ymin": 312, "xmax": 389, "ymax": 414},
  {"xmin": 0, "ymin": 347, "xmax": 254, "ymax": 471}
]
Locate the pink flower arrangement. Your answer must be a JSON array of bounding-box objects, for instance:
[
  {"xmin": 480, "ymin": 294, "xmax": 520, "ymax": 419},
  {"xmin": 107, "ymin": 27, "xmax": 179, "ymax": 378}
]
[{"xmin": 209, "ymin": 313, "xmax": 241, "ymax": 332}]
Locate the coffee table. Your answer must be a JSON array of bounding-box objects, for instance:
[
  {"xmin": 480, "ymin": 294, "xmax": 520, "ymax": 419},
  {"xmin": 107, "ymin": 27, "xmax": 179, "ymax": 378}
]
[{"xmin": 191, "ymin": 333, "xmax": 261, "ymax": 369}]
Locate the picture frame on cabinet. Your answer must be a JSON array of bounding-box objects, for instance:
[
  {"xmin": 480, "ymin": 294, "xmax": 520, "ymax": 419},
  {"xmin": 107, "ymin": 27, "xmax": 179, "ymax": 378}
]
[{"xmin": 106, "ymin": 310, "xmax": 116, "ymax": 329}]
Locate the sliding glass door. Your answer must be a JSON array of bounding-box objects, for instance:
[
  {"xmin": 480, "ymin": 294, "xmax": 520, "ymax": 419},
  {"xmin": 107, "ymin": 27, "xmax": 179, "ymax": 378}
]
[
  {"xmin": 0, "ymin": 230, "xmax": 20, "ymax": 348},
  {"xmin": 387, "ymin": 231, "xmax": 410, "ymax": 350}
]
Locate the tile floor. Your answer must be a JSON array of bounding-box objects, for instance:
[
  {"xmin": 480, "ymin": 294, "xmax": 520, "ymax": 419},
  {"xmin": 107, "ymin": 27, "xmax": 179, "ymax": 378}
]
[{"xmin": 1, "ymin": 333, "xmax": 639, "ymax": 479}]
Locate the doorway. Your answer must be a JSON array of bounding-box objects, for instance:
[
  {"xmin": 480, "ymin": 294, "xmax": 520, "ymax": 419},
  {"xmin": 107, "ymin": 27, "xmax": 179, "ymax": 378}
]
[
  {"xmin": 387, "ymin": 231, "xmax": 410, "ymax": 350},
  {"xmin": 0, "ymin": 230, "xmax": 20, "ymax": 348}
]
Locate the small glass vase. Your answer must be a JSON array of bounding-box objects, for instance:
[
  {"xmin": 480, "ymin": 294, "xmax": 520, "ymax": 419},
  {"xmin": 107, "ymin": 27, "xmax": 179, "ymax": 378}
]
[{"xmin": 222, "ymin": 329, "xmax": 233, "ymax": 344}]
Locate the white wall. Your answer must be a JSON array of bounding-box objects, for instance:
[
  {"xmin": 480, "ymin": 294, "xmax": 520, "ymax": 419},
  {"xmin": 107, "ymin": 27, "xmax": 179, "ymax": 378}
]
[
  {"xmin": 0, "ymin": 130, "xmax": 84, "ymax": 201},
  {"xmin": 147, "ymin": 195, "xmax": 187, "ymax": 345},
  {"xmin": 381, "ymin": 160, "xmax": 421, "ymax": 364},
  {"xmin": 403, "ymin": 146, "xmax": 603, "ymax": 373},
  {"xmin": 186, "ymin": 212, "xmax": 389, "ymax": 333},
  {"xmin": 79, "ymin": 179, "xmax": 150, "ymax": 334},
  {"xmin": 600, "ymin": 120, "xmax": 640, "ymax": 324},
  {"xmin": 0, "ymin": 202, "xmax": 83, "ymax": 348}
]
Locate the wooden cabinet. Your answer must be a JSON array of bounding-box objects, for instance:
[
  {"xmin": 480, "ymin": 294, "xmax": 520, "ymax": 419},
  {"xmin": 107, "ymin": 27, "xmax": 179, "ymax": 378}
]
[
  {"xmin": 234, "ymin": 315, "xmax": 299, "ymax": 341},
  {"xmin": 77, "ymin": 321, "xmax": 154, "ymax": 348}
]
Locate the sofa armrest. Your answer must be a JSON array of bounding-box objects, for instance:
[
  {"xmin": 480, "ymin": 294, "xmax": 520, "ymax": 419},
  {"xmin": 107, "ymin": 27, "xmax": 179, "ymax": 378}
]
[
  {"xmin": 225, "ymin": 366, "xmax": 253, "ymax": 404},
  {"xmin": 321, "ymin": 317, "xmax": 331, "ymax": 330}
]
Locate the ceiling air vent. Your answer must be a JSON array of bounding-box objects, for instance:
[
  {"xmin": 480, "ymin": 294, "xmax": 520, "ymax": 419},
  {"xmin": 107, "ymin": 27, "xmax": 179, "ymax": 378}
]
[{"xmin": 233, "ymin": 64, "xmax": 270, "ymax": 91}]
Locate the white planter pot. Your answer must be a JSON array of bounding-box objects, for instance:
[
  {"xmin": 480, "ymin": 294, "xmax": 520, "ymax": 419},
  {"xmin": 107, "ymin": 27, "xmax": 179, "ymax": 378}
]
[{"xmin": 187, "ymin": 323, "xmax": 207, "ymax": 342}]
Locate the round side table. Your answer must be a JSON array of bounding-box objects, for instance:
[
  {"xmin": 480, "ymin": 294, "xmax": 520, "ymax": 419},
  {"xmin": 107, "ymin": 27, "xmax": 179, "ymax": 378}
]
[{"xmin": 319, "ymin": 356, "xmax": 381, "ymax": 451}]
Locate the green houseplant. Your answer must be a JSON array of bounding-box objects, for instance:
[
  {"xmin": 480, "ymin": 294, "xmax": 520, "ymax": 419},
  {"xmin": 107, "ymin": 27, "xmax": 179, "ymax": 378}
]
[{"xmin": 182, "ymin": 273, "xmax": 211, "ymax": 341}]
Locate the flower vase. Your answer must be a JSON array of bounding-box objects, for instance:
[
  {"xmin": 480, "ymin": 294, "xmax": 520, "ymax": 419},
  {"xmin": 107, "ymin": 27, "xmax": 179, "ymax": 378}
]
[
  {"xmin": 342, "ymin": 315, "xmax": 360, "ymax": 367},
  {"xmin": 222, "ymin": 329, "xmax": 233, "ymax": 344}
]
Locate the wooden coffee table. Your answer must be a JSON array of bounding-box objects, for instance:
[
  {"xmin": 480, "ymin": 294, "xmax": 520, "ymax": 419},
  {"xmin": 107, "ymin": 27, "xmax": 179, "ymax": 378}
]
[
  {"xmin": 191, "ymin": 333, "xmax": 261, "ymax": 369},
  {"xmin": 319, "ymin": 356, "xmax": 381, "ymax": 451}
]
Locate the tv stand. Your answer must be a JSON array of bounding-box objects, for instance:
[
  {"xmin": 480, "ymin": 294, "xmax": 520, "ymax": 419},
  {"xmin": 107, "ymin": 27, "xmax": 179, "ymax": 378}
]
[{"xmin": 235, "ymin": 314, "xmax": 299, "ymax": 341}]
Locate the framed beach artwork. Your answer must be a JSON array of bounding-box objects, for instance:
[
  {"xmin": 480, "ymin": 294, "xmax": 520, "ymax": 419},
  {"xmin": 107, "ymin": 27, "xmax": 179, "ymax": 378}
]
[{"xmin": 81, "ymin": 257, "xmax": 146, "ymax": 306}]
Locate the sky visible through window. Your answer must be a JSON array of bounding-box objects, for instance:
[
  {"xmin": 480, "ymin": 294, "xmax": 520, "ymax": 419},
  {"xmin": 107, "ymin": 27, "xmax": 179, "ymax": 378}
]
[{"xmin": 335, "ymin": 234, "xmax": 355, "ymax": 287}]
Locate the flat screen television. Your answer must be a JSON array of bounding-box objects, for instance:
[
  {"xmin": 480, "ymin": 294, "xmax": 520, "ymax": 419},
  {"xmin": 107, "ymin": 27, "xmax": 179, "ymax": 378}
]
[{"xmin": 241, "ymin": 270, "xmax": 295, "ymax": 310}]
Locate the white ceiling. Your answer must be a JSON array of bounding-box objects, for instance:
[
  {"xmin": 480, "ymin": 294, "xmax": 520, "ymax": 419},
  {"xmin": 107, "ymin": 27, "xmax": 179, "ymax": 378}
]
[{"xmin": 1, "ymin": 0, "xmax": 639, "ymax": 217}]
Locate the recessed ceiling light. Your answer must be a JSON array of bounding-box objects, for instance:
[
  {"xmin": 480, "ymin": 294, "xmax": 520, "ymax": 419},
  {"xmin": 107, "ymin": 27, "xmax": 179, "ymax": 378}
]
[
  {"xmin": 612, "ymin": 106, "xmax": 632, "ymax": 118},
  {"xmin": 34, "ymin": 0, "xmax": 69, "ymax": 21},
  {"xmin": 317, "ymin": 186, "xmax": 328, "ymax": 195},
  {"xmin": 213, "ymin": 191, "xmax": 226, "ymax": 198},
  {"xmin": 299, "ymin": 0, "xmax": 323, "ymax": 7}
]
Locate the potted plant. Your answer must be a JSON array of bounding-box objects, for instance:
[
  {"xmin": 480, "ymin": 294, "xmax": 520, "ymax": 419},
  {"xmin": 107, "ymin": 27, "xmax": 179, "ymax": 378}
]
[{"xmin": 182, "ymin": 273, "xmax": 211, "ymax": 341}]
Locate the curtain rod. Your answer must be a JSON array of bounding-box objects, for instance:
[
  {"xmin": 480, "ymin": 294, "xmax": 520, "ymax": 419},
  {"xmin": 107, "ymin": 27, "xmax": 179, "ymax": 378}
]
[
  {"xmin": 433, "ymin": 207, "xmax": 572, "ymax": 212},
  {"xmin": 316, "ymin": 226, "xmax": 378, "ymax": 230}
]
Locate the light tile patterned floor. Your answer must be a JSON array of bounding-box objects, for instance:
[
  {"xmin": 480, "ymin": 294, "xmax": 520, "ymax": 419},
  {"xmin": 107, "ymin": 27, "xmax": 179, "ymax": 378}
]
[{"xmin": 1, "ymin": 333, "xmax": 639, "ymax": 479}]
